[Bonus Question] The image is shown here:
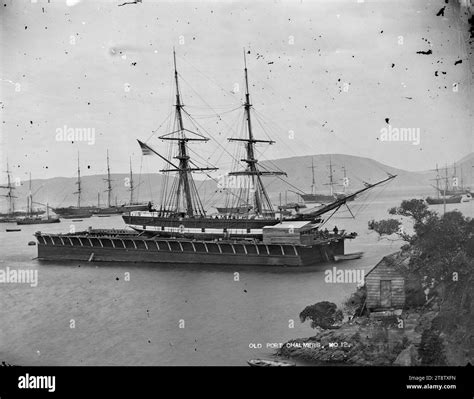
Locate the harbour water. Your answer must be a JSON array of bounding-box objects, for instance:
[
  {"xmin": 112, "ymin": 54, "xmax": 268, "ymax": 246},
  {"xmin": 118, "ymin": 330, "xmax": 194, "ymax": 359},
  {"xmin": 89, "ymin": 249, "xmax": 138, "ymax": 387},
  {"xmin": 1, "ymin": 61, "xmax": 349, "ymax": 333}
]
[{"xmin": 1, "ymin": 192, "xmax": 472, "ymax": 366}]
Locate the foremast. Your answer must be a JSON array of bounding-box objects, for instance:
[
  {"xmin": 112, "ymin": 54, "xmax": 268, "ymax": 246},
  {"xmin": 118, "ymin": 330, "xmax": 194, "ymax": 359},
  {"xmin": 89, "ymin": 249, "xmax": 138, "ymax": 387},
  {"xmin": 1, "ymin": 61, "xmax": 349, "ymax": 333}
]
[
  {"xmin": 228, "ymin": 50, "xmax": 286, "ymax": 216},
  {"xmin": 141, "ymin": 49, "xmax": 217, "ymax": 217}
]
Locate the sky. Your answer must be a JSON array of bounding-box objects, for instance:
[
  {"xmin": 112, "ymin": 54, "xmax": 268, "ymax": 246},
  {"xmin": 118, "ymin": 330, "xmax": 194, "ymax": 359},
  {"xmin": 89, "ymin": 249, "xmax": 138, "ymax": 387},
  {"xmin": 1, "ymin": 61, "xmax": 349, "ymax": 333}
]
[{"xmin": 0, "ymin": 0, "xmax": 472, "ymax": 181}]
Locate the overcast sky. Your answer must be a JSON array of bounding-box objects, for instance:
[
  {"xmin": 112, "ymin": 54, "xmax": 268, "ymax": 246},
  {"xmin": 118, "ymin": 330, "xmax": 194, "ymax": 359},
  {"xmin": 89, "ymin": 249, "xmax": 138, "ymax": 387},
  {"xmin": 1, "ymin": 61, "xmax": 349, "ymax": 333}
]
[{"xmin": 1, "ymin": 0, "xmax": 472, "ymax": 181}]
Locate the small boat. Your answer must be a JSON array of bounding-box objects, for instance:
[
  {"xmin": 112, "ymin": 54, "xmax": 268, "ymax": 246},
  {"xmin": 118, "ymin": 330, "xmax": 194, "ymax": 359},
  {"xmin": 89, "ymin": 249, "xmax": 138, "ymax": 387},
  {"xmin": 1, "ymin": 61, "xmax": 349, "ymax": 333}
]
[
  {"xmin": 334, "ymin": 251, "xmax": 363, "ymax": 261},
  {"xmin": 247, "ymin": 359, "xmax": 296, "ymax": 367},
  {"xmin": 6, "ymin": 228, "xmax": 21, "ymax": 232}
]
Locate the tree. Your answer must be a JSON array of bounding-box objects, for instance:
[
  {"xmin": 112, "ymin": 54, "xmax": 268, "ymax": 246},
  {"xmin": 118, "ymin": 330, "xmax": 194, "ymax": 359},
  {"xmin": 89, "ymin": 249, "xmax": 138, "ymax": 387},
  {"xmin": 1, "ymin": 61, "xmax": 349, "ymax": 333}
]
[
  {"xmin": 368, "ymin": 218, "xmax": 401, "ymax": 236},
  {"xmin": 369, "ymin": 200, "xmax": 474, "ymax": 283},
  {"xmin": 388, "ymin": 199, "xmax": 434, "ymax": 224},
  {"xmin": 299, "ymin": 301, "xmax": 343, "ymax": 329}
]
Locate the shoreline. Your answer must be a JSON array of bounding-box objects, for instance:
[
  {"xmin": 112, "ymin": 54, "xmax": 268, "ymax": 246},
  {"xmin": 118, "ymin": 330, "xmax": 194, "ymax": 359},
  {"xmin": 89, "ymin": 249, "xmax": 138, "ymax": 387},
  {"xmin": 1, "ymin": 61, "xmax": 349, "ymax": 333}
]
[{"xmin": 277, "ymin": 249, "xmax": 472, "ymax": 366}]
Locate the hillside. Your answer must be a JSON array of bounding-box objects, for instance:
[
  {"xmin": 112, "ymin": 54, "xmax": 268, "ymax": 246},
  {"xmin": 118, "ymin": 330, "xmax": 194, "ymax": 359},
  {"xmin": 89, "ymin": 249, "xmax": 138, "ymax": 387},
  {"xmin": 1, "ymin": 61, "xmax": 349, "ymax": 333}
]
[{"xmin": 1, "ymin": 152, "xmax": 472, "ymax": 212}]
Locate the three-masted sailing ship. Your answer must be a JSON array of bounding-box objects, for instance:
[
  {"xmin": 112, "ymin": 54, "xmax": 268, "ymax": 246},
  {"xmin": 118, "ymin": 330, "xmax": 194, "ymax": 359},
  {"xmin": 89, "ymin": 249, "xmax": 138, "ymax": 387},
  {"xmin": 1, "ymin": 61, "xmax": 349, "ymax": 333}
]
[
  {"xmin": 0, "ymin": 164, "xmax": 46, "ymax": 223},
  {"xmin": 34, "ymin": 50, "xmax": 396, "ymax": 267},
  {"xmin": 426, "ymin": 164, "xmax": 471, "ymax": 205},
  {"xmin": 93, "ymin": 151, "xmax": 148, "ymax": 215},
  {"xmin": 293, "ymin": 158, "xmax": 355, "ymax": 204},
  {"xmin": 52, "ymin": 154, "xmax": 94, "ymax": 219},
  {"xmin": 0, "ymin": 162, "xmax": 19, "ymax": 222}
]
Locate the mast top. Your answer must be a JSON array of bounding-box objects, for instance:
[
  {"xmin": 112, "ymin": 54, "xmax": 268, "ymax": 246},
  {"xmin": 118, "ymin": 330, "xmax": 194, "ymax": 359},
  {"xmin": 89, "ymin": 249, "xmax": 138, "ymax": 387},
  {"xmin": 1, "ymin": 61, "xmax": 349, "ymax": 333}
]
[
  {"xmin": 243, "ymin": 48, "xmax": 250, "ymax": 99},
  {"xmin": 173, "ymin": 47, "xmax": 178, "ymax": 75}
]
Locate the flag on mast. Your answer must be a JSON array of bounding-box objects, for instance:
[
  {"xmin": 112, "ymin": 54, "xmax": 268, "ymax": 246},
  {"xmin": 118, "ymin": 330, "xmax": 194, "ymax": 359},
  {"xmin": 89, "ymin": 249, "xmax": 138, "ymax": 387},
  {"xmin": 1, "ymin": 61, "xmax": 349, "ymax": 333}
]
[{"xmin": 138, "ymin": 140, "xmax": 153, "ymax": 156}]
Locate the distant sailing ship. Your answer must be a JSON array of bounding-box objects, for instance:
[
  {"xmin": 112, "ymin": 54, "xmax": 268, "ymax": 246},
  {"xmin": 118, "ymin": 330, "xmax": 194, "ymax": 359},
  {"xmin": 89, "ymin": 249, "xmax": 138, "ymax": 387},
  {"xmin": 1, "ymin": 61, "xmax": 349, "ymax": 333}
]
[
  {"xmin": 0, "ymin": 164, "xmax": 46, "ymax": 222},
  {"xmin": 431, "ymin": 162, "xmax": 472, "ymax": 197},
  {"xmin": 94, "ymin": 153, "xmax": 148, "ymax": 215},
  {"xmin": 426, "ymin": 164, "xmax": 471, "ymax": 205},
  {"xmin": 0, "ymin": 161, "xmax": 20, "ymax": 222},
  {"xmin": 35, "ymin": 49, "xmax": 396, "ymax": 267},
  {"xmin": 277, "ymin": 191, "xmax": 306, "ymax": 216},
  {"xmin": 294, "ymin": 158, "xmax": 355, "ymax": 204},
  {"xmin": 17, "ymin": 173, "xmax": 60, "ymax": 225},
  {"xmin": 52, "ymin": 154, "xmax": 95, "ymax": 219}
]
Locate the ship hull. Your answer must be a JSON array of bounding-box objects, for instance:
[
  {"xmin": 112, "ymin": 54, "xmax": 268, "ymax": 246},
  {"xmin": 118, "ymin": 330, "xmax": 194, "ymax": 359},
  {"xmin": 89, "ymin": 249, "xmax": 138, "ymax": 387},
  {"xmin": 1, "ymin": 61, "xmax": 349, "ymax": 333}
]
[
  {"xmin": 93, "ymin": 204, "xmax": 148, "ymax": 215},
  {"xmin": 299, "ymin": 193, "xmax": 355, "ymax": 203},
  {"xmin": 17, "ymin": 217, "xmax": 60, "ymax": 225},
  {"xmin": 93, "ymin": 207, "xmax": 125, "ymax": 215},
  {"xmin": 60, "ymin": 213, "xmax": 93, "ymax": 219},
  {"xmin": 34, "ymin": 231, "xmax": 344, "ymax": 267},
  {"xmin": 299, "ymin": 193, "xmax": 336, "ymax": 203},
  {"xmin": 122, "ymin": 204, "xmax": 149, "ymax": 212},
  {"xmin": 53, "ymin": 207, "xmax": 95, "ymax": 218},
  {"xmin": 426, "ymin": 196, "xmax": 462, "ymax": 205}
]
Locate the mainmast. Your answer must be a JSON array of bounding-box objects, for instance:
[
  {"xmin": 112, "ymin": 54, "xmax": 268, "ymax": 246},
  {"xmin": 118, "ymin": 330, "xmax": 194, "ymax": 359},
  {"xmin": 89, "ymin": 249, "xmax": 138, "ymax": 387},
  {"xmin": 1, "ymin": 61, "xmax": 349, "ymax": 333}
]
[
  {"xmin": 104, "ymin": 149, "xmax": 113, "ymax": 208},
  {"xmin": 157, "ymin": 49, "xmax": 217, "ymax": 217},
  {"xmin": 73, "ymin": 153, "xmax": 82, "ymax": 208},
  {"xmin": 228, "ymin": 49, "xmax": 286, "ymax": 216},
  {"xmin": 324, "ymin": 156, "xmax": 335, "ymax": 196}
]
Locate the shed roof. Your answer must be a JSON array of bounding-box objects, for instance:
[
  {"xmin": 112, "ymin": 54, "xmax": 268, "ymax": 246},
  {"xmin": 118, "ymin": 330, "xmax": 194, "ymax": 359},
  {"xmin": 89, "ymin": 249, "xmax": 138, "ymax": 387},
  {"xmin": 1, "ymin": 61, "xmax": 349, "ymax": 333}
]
[{"xmin": 365, "ymin": 252, "xmax": 411, "ymax": 278}]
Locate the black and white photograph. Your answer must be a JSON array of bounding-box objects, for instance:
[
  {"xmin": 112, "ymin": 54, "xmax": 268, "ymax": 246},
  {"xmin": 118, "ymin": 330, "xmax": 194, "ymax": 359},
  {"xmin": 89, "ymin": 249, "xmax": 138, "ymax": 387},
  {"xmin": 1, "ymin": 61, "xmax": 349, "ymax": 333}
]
[{"xmin": 0, "ymin": 0, "xmax": 473, "ymax": 395}]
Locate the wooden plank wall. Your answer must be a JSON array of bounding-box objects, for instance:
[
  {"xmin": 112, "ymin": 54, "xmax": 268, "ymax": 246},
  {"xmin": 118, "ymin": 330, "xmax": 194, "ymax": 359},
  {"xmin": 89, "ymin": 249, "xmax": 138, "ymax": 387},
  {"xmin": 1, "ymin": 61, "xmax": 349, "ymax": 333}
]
[{"xmin": 366, "ymin": 262, "xmax": 406, "ymax": 309}]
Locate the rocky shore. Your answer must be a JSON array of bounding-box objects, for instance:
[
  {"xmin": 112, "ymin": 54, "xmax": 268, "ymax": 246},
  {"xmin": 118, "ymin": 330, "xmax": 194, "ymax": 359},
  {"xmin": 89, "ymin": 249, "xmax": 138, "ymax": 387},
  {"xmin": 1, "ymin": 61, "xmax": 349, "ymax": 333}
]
[{"xmin": 278, "ymin": 249, "xmax": 473, "ymax": 366}]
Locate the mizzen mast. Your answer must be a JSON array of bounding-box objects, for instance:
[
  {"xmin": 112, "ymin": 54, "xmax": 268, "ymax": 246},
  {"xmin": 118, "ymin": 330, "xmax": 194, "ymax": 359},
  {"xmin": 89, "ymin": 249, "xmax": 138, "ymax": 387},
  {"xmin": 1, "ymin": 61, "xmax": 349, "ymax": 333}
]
[{"xmin": 228, "ymin": 49, "xmax": 286, "ymax": 216}]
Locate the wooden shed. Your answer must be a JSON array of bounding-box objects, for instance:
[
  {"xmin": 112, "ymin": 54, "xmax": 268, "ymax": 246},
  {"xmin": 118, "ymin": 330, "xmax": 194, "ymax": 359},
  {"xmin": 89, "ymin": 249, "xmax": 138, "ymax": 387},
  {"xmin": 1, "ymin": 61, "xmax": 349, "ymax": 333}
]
[
  {"xmin": 262, "ymin": 221, "xmax": 315, "ymax": 245},
  {"xmin": 365, "ymin": 255, "xmax": 408, "ymax": 311}
]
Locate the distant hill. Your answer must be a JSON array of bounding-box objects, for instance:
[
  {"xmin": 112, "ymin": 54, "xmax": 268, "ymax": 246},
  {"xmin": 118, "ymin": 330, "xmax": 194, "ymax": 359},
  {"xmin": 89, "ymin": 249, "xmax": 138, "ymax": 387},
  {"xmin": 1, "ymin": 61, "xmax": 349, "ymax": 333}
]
[
  {"xmin": 260, "ymin": 154, "xmax": 429, "ymax": 196},
  {"xmin": 1, "ymin": 153, "xmax": 472, "ymax": 212}
]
